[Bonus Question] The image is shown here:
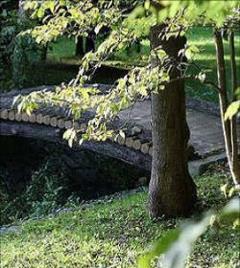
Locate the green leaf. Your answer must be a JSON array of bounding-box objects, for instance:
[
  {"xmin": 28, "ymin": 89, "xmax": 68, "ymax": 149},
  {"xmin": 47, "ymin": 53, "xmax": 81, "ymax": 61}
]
[
  {"xmin": 198, "ymin": 72, "xmax": 206, "ymax": 83},
  {"xmin": 220, "ymin": 183, "xmax": 229, "ymax": 198},
  {"xmin": 63, "ymin": 129, "xmax": 72, "ymax": 140},
  {"xmin": 37, "ymin": 7, "xmax": 45, "ymax": 19},
  {"xmin": 219, "ymin": 198, "xmax": 240, "ymax": 227},
  {"xmin": 63, "ymin": 128, "xmax": 76, "ymax": 148},
  {"xmin": 222, "ymin": 198, "xmax": 240, "ymax": 215},
  {"xmin": 157, "ymin": 49, "xmax": 167, "ymax": 59},
  {"xmin": 225, "ymin": 101, "xmax": 240, "ymax": 120},
  {"xmin": 185, "ymin": 45, "xmax": 199, "ymax": 60},
  {"xmin": 48, "ymin": 2, "xmax": 55, "ymax": 13},
  {"xmin": 12, "ymin": 95, "xmax": 21, "ymax": 107},
  {"xmin": 95, "ymin": 23, "xmax": 104, "ymax": 34},
  {"xmin": 144, "ymin": 0, "xmax": 151, "ymax": 11},
  {"xmin": 119, "ymin": 130, "xmax": 125, "ymax": 139},
  {"xmin": 138, "ymin": 229, "xmax": 181, "ymax": 268},
  {"xmin": 160, "ymin": 215, "xmax": 212, "ymax": 268}
]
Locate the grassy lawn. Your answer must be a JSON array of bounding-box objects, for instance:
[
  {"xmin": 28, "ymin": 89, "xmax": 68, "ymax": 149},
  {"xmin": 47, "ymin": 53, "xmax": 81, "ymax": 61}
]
[
  {"xmin": 186, "ymin": 27, "xmax": 240, "ymax": 103},
  {"xmin": 1, "ymin": 170, "xmax": 239, "ymax": 268}
]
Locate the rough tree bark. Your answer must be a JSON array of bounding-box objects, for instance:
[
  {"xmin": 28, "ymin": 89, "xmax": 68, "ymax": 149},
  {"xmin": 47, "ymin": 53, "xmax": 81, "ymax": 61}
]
[
  {"xmin": 148, "ymin": 25, "xmax": 197, "ymax": 218},
  {"xmin": 214, "ymin": 29, "xmax": 240, "ymax": 186}
]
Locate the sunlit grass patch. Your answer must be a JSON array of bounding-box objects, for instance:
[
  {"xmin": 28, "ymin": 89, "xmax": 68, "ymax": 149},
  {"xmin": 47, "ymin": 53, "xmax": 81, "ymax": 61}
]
[{"xmin": 1, "ymin": 171, "xmax": 238, "ymax": 268}]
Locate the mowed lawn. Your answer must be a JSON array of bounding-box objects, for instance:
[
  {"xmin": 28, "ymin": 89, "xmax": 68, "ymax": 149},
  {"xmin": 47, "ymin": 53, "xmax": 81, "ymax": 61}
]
[
  {"xmin": 186, "ymin": 26, "xmax": 240, "ymax": 102},
  {"xmin": 1, "ymin": 172, "xmax": 239, "ymax": 268}
]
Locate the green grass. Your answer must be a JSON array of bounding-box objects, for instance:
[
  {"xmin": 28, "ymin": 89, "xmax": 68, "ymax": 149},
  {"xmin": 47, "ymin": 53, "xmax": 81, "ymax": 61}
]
[
  {"xmin": 47, "ymin": 37, "xmax": 76, "ymax": 62},
  {"xmin": 186, "ymin": 27, "xmax": 240, "ymax": 102},
  {"xmin": 1, "ymin": 171, "xmax": 239, "ymax": 268}
]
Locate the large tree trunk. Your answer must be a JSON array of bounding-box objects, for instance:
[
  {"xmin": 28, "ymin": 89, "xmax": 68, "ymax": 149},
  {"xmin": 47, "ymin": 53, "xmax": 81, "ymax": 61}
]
[{"xmin": 148, "ymin": 25, "xmax": 197, "ymax": 218}]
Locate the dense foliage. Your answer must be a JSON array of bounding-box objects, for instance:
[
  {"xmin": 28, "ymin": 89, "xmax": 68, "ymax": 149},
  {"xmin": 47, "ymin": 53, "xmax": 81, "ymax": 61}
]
[
  {"xmin": 15, "ymin": 0, "xmax": 240, "ymax": 142},
  {"xmin": 0, "ymin": 0, "xmax": 19, "ymax": 89},
  {"xmin": 0, "ymin": 0, "xmax": 46, "ymax": 89}
]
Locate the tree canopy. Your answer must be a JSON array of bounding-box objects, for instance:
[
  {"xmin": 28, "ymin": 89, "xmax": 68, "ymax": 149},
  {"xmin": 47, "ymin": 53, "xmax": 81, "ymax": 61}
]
[{"xmin": 15, "ymin": 0, "xmax": 240, "ymax": 144}]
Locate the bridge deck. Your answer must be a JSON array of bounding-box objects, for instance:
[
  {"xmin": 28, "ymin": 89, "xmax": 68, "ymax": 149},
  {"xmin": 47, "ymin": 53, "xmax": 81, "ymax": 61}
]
[
  {"xmin": 1, "ymin": 85, "xmax": 239, "ymax": 171},
  {"xmin": 119, "ymin": 100, "xmax": 229, "ymax": 157}
]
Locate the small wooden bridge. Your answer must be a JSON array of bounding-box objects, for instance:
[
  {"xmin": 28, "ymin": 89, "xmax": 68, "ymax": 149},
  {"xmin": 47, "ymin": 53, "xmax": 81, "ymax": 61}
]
[{"xmin": 0, "ymin": 84, "xmax": 236, "ymax": 172}]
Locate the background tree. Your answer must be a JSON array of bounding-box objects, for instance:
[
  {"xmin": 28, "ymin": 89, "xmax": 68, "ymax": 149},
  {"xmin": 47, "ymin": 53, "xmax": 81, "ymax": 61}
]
[{"xmin": 214, "ymin": 21, "xmax": 240, "ymax": 187}]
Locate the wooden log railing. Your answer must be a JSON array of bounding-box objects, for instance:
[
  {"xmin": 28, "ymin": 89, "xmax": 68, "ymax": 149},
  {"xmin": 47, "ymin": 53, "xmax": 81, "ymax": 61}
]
[{"xmin": 0, "ymin": 85, "xmax": 153, "ymax": 161}]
